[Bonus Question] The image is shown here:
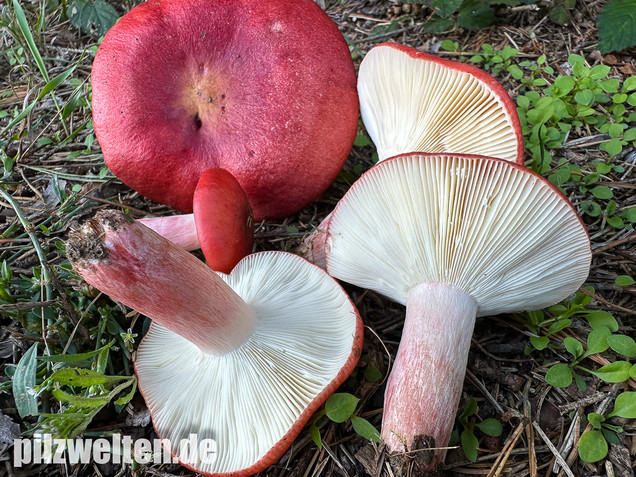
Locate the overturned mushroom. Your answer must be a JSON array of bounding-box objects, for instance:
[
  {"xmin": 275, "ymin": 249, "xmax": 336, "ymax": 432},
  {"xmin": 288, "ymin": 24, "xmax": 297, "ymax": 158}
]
[
  {"xmin": 358, "ymin": 43, "xmax": 523, "ymax": 163},
  {"xmin": 301, "ymin": 43, "xmax": 524, "ymax": 269},
  {"xmin": 67, "ymin": 210, "xmax": 362, "ymax": 476},
  {"xmin": 323, "ymin": 153, "xmax": 591, "ymax": 469}
]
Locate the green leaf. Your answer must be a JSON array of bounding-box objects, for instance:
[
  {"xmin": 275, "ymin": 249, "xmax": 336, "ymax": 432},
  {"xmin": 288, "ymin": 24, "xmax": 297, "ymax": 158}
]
[
  {"xmin": 575, "ymin": 375, "xmax": 587, "ymax": 391},
  {"xmin": 623, "ymin": 76, "xmax": 636, "ymax": 91},
  {"xmin": 40, "ymin": 340, "xmax": 115, "ymax": 363},
  {"xmin": 603, "ymin": 429, "xmax": 621, "ymax": 444},
  {"xmin": 530, "ymin": 336, "xmax": 549, "ymax": 350},
  {"xmin": 363, "ymin": 366, "xmax": 383, "ymax": 383},
  {"xmin": 547, "ymin": 319, "xmax": 572, "ymax": 335},
  {"xmin": 548, "ymin": 5, "xmax": 569, "ymax": 25},
  {"xmin": 622, "ymin": 206, "xmax": 636, "ymax": 223},
  {"xmin": 597, "ymin": 0, "xmax": 636, "ymax": 54},
  {"xmin": 461, "ymin": 429, "xmax": 479, "ymax": 462},
  {"xmin": 608, "ymin": 122, "xmax": 624, "ymax": 138},
  {"xmin": 574, "ymin": 89, "xmax": 595, "ymax": 106},
  {"xmin": 601, "ymin": 137, "xmax": 623, "ymax": 157},
  {"xmin": 546, "ymin": 363, "xmax": 573, "ymax": 387},
  {"xmin": 13, "ymin": 344, "xmax": 38, "ymax": 418},
  {"xmin": 590, "ymin": 64, "xmax": 611, "ymax": 80},
  {"xmin": 581, "ymin": 201, "xmax": 602, "ymax": 217},
  {"xmin": 457, "ymin": 0, "xmax": 494, "ymax": 30},
  {"xmin": 475, "ymin": 418, "xmax": 503, "ymax": 437},
  {"xmin": 585, "ymin": 327, "xmax": 611, "ymax": 356},
  {"xmin": 587, "ymin": 412, "xmax": 604, "ymax": 429},
  {"xmin": 462, "ymin": 397, "xmax": 478, "ymax": 418},
  {"xmin": 585, "ymin": 310, "xmax": 619, "ymax": 331},
  {"xmin": 590, "ymin": 361, "xmax": 632, "ymax": 382},
  {"xmin": 554, "ymin": 76, "xmax": 576, "ymax": 95},
  {"xmin": 607, "ymin": 334, "xmax": 636, "ymax": 358},
  {"xmin": 68, "ymin": 0, "xmax": 119, "ymax": 38},
  {"xmin": 623, "ymin": 128, "xmax": 636, "ymax": 141},
  {"xmin": 114, "ymin": 377, "xmax": 137, "ymax": 405},
  {"xmin": 590, "ymin": 185, "xmax": 613, "ymax": 199},
  {"xmin": 631, "ymin": 364, "xmax": 636, "ymax": 380},
  {"xmin": 607, "ymin": 392, "xmax": 636, "ymax": 418},
  {"xmin": 309, "ymin": 423, "xmax": 322, "ymax": 449},
  {"xmin": 615, "ymin": 275, "xmax": 636, "ymax": 286},
  {"xmin": 600, "ymin": 78, "xmax": 620, "ymax": 93},
  {"xmin": 431, "ymin": 0, "xmax": 463, "ymax": 18},
  {"xmin": 325, "ymin": 393, "xmax": 359, "ymax": 423},
  {"xmin": 578, "ymin": 430, "xmax": 608, "ymax": 462},
  {"xmin": 47, "ymin": 368, "xmax": 127, "ymax": 387},
  {"xmin": 564, "ymin": 337, "xmax": 583, "ymax": 358},
  {"xmin": 353, "ymin": 135, "xmax": 372, "ymax": 147},
  {"xmin": 52, "ymin": 388, "xmax": 111, "ymax": 408},
  {"xmin": 351, "ymin": 416, "xmax": 381, "ymax": 442}
]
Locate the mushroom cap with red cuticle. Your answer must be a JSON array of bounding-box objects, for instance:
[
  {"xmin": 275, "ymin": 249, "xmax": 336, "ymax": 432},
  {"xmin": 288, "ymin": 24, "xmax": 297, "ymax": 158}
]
[
  {"xmin": 135, "ymin": 251, "xmax": 363, "ymax": 476},
  {"xmin": 358, "ymin": 43, "xmax": 524, "ymax": 164},
  {"xmin": 92, "ymin": 0, "xmax": 359, "ymax": 220},
  {"xmin": 325, "ymin": 153, "xmax": 591, "ymax": 314}
]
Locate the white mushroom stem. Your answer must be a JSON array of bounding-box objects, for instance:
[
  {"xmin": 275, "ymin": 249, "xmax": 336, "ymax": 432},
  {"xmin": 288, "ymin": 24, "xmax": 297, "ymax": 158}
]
[
  {"xmin": 382, "ymin": 282, "xmax": 477, "ymax": 466},
  {"xmin": 139, "ymin": 214, "xmax": 199, "ymax": 251},
  {"xmin": 68, "ymin": 211, "xmax": 255, "ymax": 355}
]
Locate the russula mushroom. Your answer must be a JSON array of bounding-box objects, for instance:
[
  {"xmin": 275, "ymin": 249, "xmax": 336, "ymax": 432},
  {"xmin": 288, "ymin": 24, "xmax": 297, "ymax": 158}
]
[
  {"xmin": 67, "ymin": 210, "xmax": 362, "ymax": 476},
  {"xmin": 300, "ymin": 42, "xmax": 524, "ymax": 269},
  {"xmin": 323, "ymin": 153, "xmax": 591, "ymax": 468},
  {"xmin": 142, "ymin": 168, "xmax": 253, "ymax": 273},
  {"xmin": 358, "ymin": 43, "xmax": 524, "ymax": 163},
  {"xmin": 92, "ymin": 0, "xmax": 359, "ymax": 220}
]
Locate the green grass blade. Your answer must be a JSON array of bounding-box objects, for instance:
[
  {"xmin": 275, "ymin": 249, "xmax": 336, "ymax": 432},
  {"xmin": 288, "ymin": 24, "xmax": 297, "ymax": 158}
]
[
  {"xmin": 13, "ymin": 343, "xmax": 39, "ymax": 418},
  {"xmin": 0, "ymin": 64, "xmax": 79, "ymax": 137},
  {"xmin": 12, "ymin": 0, "xmax": 49, "ymax": 82}
]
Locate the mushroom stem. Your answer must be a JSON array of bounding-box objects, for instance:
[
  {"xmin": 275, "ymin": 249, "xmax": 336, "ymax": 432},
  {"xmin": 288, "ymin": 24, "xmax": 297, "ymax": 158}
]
[
  {"xmin": 67, "ymin": 210, "xmax": 256, "ymax": 356},
  {"xmin": 139, "ymin": 214, "xmax": 199, "ymax": 250},
  {"xmin": 381, "ymin": 282, "xmax": 477, "ymax": 468},
  {"xmin": 297, "ymin": 212, "xmax": 331, "ymax": 270}
]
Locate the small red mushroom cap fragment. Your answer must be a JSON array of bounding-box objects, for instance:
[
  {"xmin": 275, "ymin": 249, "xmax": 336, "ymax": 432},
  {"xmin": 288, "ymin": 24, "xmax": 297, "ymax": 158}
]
[
  {"xmin": 193, "ymin": 168, "xmax": 253, "ymax": 273},
  {"xmin": 91, "ymin": 0, "xmax": 359, "ymax": 220},
  {"xmin": 324, "ymin": 153, "xmax": 591, "ymax": 468},
  {"xmin": 67, "ymin": 211, "xmax": 363, "ymax": 476},
  {"xmin": 358, "ymin": 43, "xmax": 524, "ymax": 163}
]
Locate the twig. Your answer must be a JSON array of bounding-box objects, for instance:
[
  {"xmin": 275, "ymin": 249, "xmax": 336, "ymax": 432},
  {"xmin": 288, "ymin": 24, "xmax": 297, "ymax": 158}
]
[
  {"xmin": 0, "ymin": 300, "xmax": 56, "ymax": 311},
  {"xmin": 532, "ymin": 422, "xmax": 576, "ymax": 477},
  {"xmin": 578, "ymin": 288, "xmax": 636, "ymax": 316},
  {"xmin": 486, "ymin": 421, "xmax": 525, "ymax": 477},
  {"xmin": 465, "ymin": 369, "xmax": 506, "ymax": 416},
  {"xmin": 592, "ymin": 231, "xmax": 636, "ymax": 254}
]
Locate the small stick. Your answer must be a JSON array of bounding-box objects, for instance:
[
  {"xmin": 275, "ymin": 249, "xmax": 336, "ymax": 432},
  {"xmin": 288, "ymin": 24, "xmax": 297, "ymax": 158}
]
[
  {"xmin": 486, "ymin": 421, "xmax": 525, "ymax": 477},
  {"xmin": 532, "ymin": 422, "xmax": 576, "ymax": 477}
]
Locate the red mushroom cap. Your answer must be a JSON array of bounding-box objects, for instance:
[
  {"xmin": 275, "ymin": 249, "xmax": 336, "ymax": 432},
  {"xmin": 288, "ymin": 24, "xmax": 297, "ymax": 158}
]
[{"xmin": 92, "ymin": 0, "xmax": 359, "ymax": 220}]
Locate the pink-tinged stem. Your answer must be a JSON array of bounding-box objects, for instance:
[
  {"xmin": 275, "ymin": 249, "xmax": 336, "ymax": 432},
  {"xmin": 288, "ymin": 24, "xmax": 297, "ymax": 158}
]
[
  {"xmin": 381, "ymin": 282, "xmax": 477, "ymax": 468},
  {"xmin": 297, "ymin": 212, "xmax": 332, "ymax": 270},
  {"xmin": 139, "ymin": 214, "xmax": 199, "ymax": 251},
  {"xmin": 67, "ymin": 210, "xmax": 255, "ymax": 356}
]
